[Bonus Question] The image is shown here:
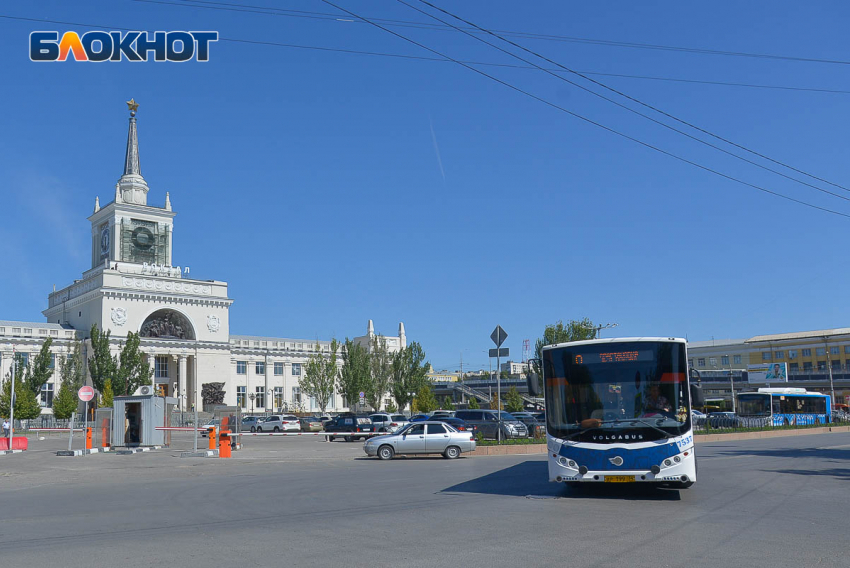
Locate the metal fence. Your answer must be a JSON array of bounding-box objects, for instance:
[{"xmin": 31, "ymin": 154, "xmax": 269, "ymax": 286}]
[{"xmin": 693, "ymin": 411, "xmax": 850, "ymax": 432}]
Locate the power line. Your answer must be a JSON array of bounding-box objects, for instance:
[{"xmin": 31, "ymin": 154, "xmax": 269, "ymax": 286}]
[
  {"xmin": 136, "ymin": 0, "xmax": 850, "ymax": 66},
  {"xmin": 7, "ymin": 12, "xmax": 847, "ymax": 95},
  {"xmin": 411, "ymin": 0, "xmax": 850, "ymax": 195},
  {"xmin": 391, "ymin": 0, "xmax": 850, "ymax": 204},
  {"xmin": 6, "ymin": 11, "xmax": 849, "ymax": 218},
  {"xmin": 315, "ymin": 0, "xmax": 850, "ymax": 219}
]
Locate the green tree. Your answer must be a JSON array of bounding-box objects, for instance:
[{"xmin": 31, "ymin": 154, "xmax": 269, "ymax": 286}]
[
  {"xmin": 366, "ymin": 335, "xmax": 392, "ymax": 411},
  {"xmin": 389, "ymin": 342, "xmax": 429, "ymax": 412},
  {"xmin": 505, "ymin": 386, "xmax": 524, "ymax": 413},
  {"xmin": 59, "ymin": 339, "xmax": 86, "ymax": 390},
  {"xmin": 441, "ymin": 395, "xmax": 455, "ymax": 411},
  {"xmin": 385, "ymin": 401, "xmax": 397, "ymax": 413},
  {"xmin": 339, "ymin": 339, "xmax": 370, "ymax": 410},
  {"xmin": 301, "ymin": 339, "xmax": 339, "ymax": 413},
  {"xmin": 88, "ymin": 324, "xmax": 117, "ymax": 394},
  {"xmin": 468, "ymin": 396, "xmax": 480, "ymax": 409},
  {"xmin": 0, "ymin": 374, "xmax": 42, "ymax": 420},
  {"xmin": 25, "ymin": 337, "xmax": 54, "ymax": 395},
  {"xmin": 101, "ymin": 378, "xmax": 114, "ymax": 408},
  {"xmin": 415, "ymin": 384, "xmax": 437, "ymax": 413},
  {"xmin": 52, "ymin": 378, "xmax": 79, "ymax": 420},
  {"xmin": 115, "ymin": 332, "xmax": 153, "ymax": 396},
  {"xmin": 532, "ymin": 319, "xmax": 598, "ymax": 388}
]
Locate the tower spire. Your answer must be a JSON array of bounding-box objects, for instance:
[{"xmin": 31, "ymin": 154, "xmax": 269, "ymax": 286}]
[{"xmin": 117, "ymin": 98, "xmax": 149, "ymax": 205}]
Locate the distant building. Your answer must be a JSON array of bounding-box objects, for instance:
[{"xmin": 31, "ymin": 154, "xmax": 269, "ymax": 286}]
[{"xmin": 500, "ymin": 360, "xmax": 528, "ymax": 376}]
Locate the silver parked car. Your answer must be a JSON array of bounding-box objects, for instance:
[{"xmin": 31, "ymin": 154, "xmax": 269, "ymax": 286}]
[
  {"xmin": 369, "ymin": 413, "xmax": 409, "ymax": 433},
  {"xmin": 363, "ymin": 421, "xmax": 476, "ymax": 460}
]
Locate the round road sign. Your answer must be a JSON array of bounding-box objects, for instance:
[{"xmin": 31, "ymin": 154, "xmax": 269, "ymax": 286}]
[{"xmin": 78, "ymin": 386, "xmax": 95, "ymax": 402}]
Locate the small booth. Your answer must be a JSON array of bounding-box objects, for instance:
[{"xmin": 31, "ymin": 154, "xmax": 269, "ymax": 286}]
[{"xmin": 112, "ymin": 393, "xmax": 177, "ymax": 447}]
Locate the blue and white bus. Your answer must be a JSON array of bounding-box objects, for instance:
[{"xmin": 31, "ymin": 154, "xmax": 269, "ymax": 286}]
[
  {"xmin": 737, "ymin": 388, "xmax": 831, "ymax": 427},
  {"xmin": 529, "ymin": 337, "xmax": 703, "ymax": 488}
]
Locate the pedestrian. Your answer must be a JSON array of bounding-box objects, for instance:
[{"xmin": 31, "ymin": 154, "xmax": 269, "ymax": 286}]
[{"xmin": 2, "ymin": 417, "xmax": 10, "ymax": 438}]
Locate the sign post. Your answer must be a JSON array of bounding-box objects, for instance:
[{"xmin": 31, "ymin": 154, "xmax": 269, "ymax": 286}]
[
  {"xmin": 78, "ymin": 386, "xmax": 95, "ymax": 452},
  {"xmin": 490, "ymin": 325, "xmax": 508, "ymax": 443},
  {"xmin": 8, "ymin": 349, "xmax": 16, "ymax": 452}
]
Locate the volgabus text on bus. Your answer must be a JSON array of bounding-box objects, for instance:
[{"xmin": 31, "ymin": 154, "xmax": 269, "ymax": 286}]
[{"xmin": 30, "ymin": 31, "xmax": 218, "ymax": 62}]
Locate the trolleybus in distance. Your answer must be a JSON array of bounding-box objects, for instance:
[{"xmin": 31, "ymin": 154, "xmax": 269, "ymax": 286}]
[
  {"xmin": 528, "ymin": 337, "xmax": 704, "ymax": 488},
  {"xmin": 736, "ymin": 388, "xmax": 831, "ymax": 427}
]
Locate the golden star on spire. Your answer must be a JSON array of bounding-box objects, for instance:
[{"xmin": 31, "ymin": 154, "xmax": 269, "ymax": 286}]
[{"xmin": 126, "ymin": 98, "xmax": 139, "ymax": 113}]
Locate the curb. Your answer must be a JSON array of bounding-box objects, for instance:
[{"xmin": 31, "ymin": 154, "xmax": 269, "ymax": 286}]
[
  {"xmin": 56, "ymin": 447, "xmax": 115, "ymax": 457},
  {"xmin": 180, "ymin": 450, "xmax": 218, "ymax": 458},
  {"xmin": 0, "ymin": 449, "xmax": 25, "ymax": 456},
  {"xmin": 115, "ymin": 445, "xmax": 162, "ymax": 455},
  {"xmin": 468, "ymin": 444, "xmax": 547, "ymax": 457},
  {"xmin": 695, "ymin": 425, "xmax": 850, "ymax": 443}
]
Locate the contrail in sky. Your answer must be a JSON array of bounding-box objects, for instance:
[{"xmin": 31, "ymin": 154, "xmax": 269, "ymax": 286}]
[{"xmin": 429, "ymin": 116, "xmax": 445, "ymax": 182}]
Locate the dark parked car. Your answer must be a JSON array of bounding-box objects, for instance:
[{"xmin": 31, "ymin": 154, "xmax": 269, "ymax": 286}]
[
  {"xmin": 510, "ymin": 412, "xmax": 545, "ymax": 437},
  {"xmin": 431, "ymin": 417, "xmax": 477, "ymax": 436},
  {"xmin": 454, "ymin": 410, "xmax": 528, "ymax": 439},
  {"xmin": 409, "ymin": 414, "xmax": 431, "ymax": 422},
  {"xmin": 325, "ymin": 414, "xmax": 374, "ymax": 442}
]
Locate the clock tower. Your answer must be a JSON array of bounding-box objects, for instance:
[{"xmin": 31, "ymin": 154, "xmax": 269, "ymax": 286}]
[{"xmin": 88, "ymin": 99, "xmax": 175, "ymax": 271}]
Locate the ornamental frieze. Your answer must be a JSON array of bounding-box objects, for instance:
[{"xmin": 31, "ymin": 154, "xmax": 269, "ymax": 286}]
[{"xmin": 122, "ymin": 276, "xmax": 211, "ymax": 295}]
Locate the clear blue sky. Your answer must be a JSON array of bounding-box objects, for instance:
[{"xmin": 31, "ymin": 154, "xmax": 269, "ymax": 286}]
[{"xmin": 2, "ymin": 1, "xmax": 849, "ymax": 372}]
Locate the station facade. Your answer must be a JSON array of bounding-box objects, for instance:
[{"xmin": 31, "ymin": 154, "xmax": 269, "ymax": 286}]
[{"xmin": 0, "ymin": 102, "xmax": 406, "ymax": 416}]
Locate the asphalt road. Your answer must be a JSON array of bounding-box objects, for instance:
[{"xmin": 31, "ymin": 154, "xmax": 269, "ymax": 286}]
[{"xmin": 1, "ymin": 432, "xmax": 848, "ymax": 568}]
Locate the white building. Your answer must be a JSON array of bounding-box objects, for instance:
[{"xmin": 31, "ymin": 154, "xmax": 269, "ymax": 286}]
[
  {"xmin": 0, "ymin": 101, "xmax": 407, "ymax": 416},
  {"xmin": 500, "ymin": 360, "xmax": 528, "ymax": 376}
]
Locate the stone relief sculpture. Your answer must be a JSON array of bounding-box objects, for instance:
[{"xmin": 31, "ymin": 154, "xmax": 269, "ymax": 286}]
[
  {"xmin": 207, "ymin": 314, "xmax": 221, "ymax": 333},
  {"xmin": 201, "ymin": 382, "xmax": 226, "ymax": 408},
  {"xmin": 139, "ymin": 310, "xmax": 195, "ymax": 340},
  {"xmin": 111, "ymin": 307, "xmax": 128, "ymax": 326}
]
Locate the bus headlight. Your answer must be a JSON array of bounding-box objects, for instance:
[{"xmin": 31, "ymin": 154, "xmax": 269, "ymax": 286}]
[{"xmin": 558, "ymin": 457, "xmax": 578, "ymax": 470}]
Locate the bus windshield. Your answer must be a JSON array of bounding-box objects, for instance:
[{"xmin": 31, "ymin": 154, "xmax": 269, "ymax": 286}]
[
  {"xmin": 737, "ymin": 393, "xmax": 771, "ymax": 416},
  {"xmin": 543, "ymin": 340, "xmax": 690, "ymax": 442}
]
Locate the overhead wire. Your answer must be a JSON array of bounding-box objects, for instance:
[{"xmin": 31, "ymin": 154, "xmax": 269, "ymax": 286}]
[
  {"xmin": 4, "ymin": 10, "xmax": 848, "ymax": 217},
  {"xmin": 313, "ymin": 0, "xmax": 850, "ymax": 219},
  {"xmin": 385, "ymin": 0, "xmax": 850, "ymax": 204},
  {"xmin": 138, "ymin": 0, "xmax": 850, "ymax": 66},
  {"xmin": 411, "ymin": 0, "xmax": 850, "ymax": 194}
]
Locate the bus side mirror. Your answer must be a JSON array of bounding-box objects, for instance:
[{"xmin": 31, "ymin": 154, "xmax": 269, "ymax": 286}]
[
  {"xmin": 690, "ymin": 383, "xmax": 705, "ymax": 408},
  {"xmin": 527, "ymin": 372, "xmax": 540, "ymax": 397}
]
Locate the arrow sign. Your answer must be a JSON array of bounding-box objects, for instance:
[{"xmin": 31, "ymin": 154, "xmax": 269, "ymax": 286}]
[
  {"xmin": 490, "ymin": 325, "xmax": 508, "ymax": 347},
  {"xmin": 489, "ymin": 348, "xmax": 509, "ymax": 358}
]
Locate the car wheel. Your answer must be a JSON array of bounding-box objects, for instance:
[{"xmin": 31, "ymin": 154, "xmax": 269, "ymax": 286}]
[
  {"xmin": 256, "ymin": 427, "xmax": 263, "ymax": 432},
  {"xmin": 378, "ymin": 445, "xmax": 394, "ymax": 460},
  {"xmin": 274, "ymin": 427, "xmax": 280, "ymax": 433},
  {"xmin": 344, "ymin": 435, "xmax": 353, "ymax": 443},
  {"xmin": 250, "ymin": 426, "xmax": 256, "ymax": 433},
  {"xmin": 444, "ymin": 446, "xmax": 460, "ymax": 459}
]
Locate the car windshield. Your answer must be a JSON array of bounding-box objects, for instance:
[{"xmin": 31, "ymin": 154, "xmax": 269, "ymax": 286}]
[
  {"xmin": 543, "ymin": 340, "xmax": 690, "ymax": 441},
  {"xmin": 498, "ymin": 412, "xmax": 517, "ymax": 421},
  {"xmin": 391, "ymin": 415, "xmax": 406, "ymax": 421}
]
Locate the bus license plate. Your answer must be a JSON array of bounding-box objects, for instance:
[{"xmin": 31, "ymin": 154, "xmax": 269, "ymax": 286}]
[{"xmin": 604, "ymin": 475, "xmax": 635, "ymax": 483}]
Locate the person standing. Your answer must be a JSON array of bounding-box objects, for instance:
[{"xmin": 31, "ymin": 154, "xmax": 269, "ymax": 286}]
[{"xmin": 2, "ymin": 418, "xmax": 10, "ymax": 438}]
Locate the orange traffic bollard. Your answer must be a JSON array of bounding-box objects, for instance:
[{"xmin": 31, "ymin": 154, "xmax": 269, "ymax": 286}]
[
  {"xmin": 208, "ymin": 427, "xmax": 216, "ymax": 450},
  {"xmin": 85, "ymin": 427, "xmax": 93, "ymax": 450},
  {"xmin": 219, "ymin": 433, "xmax": 231, "ymax": 458}
]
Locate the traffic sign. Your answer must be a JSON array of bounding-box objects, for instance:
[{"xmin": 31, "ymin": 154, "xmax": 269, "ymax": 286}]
[
  {"xmin": 359, "ymin": 391, "xmax": 365, "ymax": 398},
  {"xmin": 490, "ymin": 325, "xmax": 508, "ymax": 347},
  {"xmin": 78, "ymin": 386, "xmax": 95, "ymax": 402},
  {"xmin": 489, "ymin": 348, "xmax": 509, "ymax": 358}
]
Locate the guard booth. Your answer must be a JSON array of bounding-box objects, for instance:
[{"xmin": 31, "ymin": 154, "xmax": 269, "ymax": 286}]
[{"xmin": 112, "ymin": 393, "xmax": 177, "ymax": 447}]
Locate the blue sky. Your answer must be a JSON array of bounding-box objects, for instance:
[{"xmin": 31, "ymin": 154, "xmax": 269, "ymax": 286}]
[{"xmin": 2, "ymin": 1, "xmax": 850, "ymax": 372}]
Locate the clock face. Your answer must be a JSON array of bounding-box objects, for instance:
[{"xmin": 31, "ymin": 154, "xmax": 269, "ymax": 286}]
[
  {"xmin": 132, "ymin": 226, "xmax": 155, "ymax": 250},
  {"xmin": 100, "ymin": 226, "xmax": 110, "ymax": 254}
]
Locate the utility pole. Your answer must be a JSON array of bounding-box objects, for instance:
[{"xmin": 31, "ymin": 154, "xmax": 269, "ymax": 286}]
[
  {"xmin": 8, "ymin": 347, "xmax": 16, "ymax": 451},
  {"xmin": 825, "ymin": 338, "xmax": 836, "ymax": 412},
  {"xmin": 727, "ymin": 354, "xmax": 736, "ymax": 414}
]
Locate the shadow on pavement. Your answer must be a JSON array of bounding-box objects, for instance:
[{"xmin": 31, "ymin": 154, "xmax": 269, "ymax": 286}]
[
  {"xmin": 715, "ymin": 446, "xmax": 849, "ymax": 462},
  {"xmin": 766, "ymin": 468, "xmax": 850, "ymax": 481},
  {"xmin": 441, "ymin": 460, "xmax": 682, "ymax": 500}
]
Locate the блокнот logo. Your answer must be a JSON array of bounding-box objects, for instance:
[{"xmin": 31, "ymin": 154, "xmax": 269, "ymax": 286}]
[{"xmin": 30, "ymin": 31, "xmax": 218, "ymax": 62}]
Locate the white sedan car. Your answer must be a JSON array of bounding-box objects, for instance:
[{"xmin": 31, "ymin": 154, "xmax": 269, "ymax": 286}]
[{"xmin": 364, "ymin": 421, "xmax": 476, "ymax": 460}]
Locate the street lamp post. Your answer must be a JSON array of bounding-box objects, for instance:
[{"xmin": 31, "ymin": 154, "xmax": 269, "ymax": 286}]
[
  {"xmin": 267, "ymin": 388, "xmax": 272, "ymax": 414},
  {"xmin": 825, "ymin": 339, "xmax": 836, "ymax": 412},
  {"xmin": 6, "ymin": 345, "xmax": 16, "ymax": 451},
  {"xmin": 582, "ymin": 322, "xmax": 619, "ymax": 339},
  {"xmin": 249, "ymin": 392, "xmax": 255, "ymax": 415},
  {"xmin": 726, "ymin": 354, "xmax": 736, "ymax": 414}
]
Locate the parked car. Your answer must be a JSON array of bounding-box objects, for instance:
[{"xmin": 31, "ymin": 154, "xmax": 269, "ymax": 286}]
[
  {"xmin": 200, "ymin": 419, "xmax": 219, "ymax": 437},
  {"xmin": 325, "ymin": 414, "xmax": 374, "ymax": 442},
  {"xmin": 409, "ymin": 414, "xmax": 431, "ymax": 422},
  {"xmin": 369, "ymin": 413, "xmax": 409, "ymax": 433},
  {"xmin": 319, "ymin": 416, "xmax": 335, "ymax": 430},
  {"xmin": 707, "ymin": 412, "xmax": 740, "ymax": 429},
  {"xmin": 364, "ymin": 421, "xmax": 476, "ymax": 460},
  {"xmin": 510, "ymin": 411, "xmax": 545, "ymax": 437},
  {"xmin": 299, "ymin": 416, "xmax": 324, "ymax": 432},
  {"xmin": 257, "ymin": 415, "xmax": 300, "ymax": 432},
  {"xmin": 430, "ymin": 416, "xmax": 476, "ymax": 435},
  {"xmin": 241, "ymin": 416, "xmax": 263, "ymax": 432},
  {"xmin": 454, "ymin": 410, "xmax": 528, "ymax": 439}
]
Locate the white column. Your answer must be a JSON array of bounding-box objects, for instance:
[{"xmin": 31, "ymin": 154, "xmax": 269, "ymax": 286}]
[
  {"xmin": 148, "ymin": 355, "xmax": 156, "ymax": 386},
  {"xmin": 264, "ymin": 353, "xmax": 271, "ymax": 412},
  {"xmin": 178, "ymin": 355, "xmax": 187, "ymax": 411}
]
